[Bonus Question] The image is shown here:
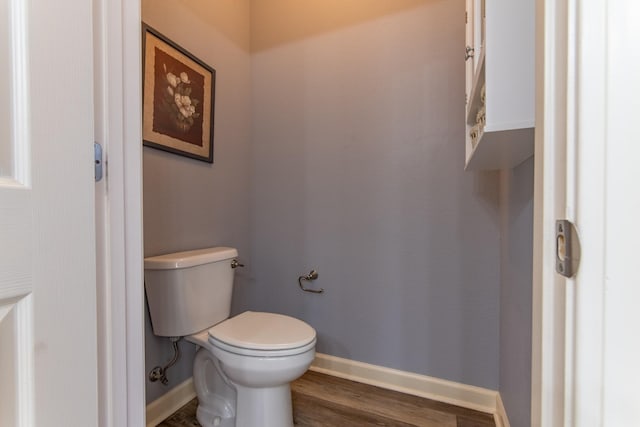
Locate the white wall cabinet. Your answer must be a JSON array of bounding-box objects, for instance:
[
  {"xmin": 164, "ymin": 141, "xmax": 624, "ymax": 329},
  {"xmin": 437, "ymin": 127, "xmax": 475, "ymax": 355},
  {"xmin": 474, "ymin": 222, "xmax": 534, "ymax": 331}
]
[{"xmin": 464, "ymin": 0, "xmax": 535, "ymax": 171}]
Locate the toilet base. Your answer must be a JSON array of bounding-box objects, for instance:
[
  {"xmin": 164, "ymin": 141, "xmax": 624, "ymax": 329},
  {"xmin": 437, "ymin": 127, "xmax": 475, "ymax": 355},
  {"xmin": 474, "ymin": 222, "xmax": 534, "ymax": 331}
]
[
  {"xmin": 191, "ymin": 347, "xmax": 297, "ymax": 427},
  {"xmin": 196, "ymin": 404, "xmax": 235, "ymax": 427},
  {"xmin": 195, "ymin": 384, "xmax": 294, "ymax": 427},
  {"xmin": 192, "ymin": 348, "xmax": 236, "ymax": 427},
  {"xmin": 235, "ymin": 383, "xmax": 293, "ymax": 427}
]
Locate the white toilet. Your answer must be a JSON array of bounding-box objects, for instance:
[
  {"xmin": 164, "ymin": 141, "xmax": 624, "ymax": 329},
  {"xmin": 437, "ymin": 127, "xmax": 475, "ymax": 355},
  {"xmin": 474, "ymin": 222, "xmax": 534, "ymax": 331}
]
[{"xmin": 144, "ymin": 247, "xmax": 317, "ymax": 427}]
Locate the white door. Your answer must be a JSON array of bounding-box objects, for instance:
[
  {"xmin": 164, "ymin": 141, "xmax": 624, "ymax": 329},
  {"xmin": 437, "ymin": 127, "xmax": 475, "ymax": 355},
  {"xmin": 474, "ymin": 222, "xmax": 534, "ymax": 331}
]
[
  {"xmin": 0, "ymin": 0, "xmax": 98, "ymax": 425},
  {"xmin": 569, "ymin": 0, "xmax": 640, "ymax": 424},
  {"xmin": 533, "ymin": 0, "xmax": 640, "ymax": 425}
]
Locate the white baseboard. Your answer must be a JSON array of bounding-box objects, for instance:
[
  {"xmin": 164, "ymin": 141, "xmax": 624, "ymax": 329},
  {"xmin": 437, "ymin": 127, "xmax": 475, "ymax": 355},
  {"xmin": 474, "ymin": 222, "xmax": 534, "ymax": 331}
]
[
  {"xmin": 144, "ymin": 354, "xmax": 511, "ymax": 426},
  {"xmin": 494, "ymin": 392, "xmax": 511, "ymax": 427},
  {"xmin": 145, "ymin": 377, "xmax": 196, "ymax": 427},
  {"xmin": 310, "ymin": 353, "xmax": 499, "ymax": 415}
]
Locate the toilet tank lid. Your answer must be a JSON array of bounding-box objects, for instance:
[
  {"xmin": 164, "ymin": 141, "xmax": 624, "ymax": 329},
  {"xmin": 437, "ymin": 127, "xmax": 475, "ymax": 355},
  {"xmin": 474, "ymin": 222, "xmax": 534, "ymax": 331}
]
[{"xmin": 144, "ymin": 247, "xmax": 238, "ymax": 270}]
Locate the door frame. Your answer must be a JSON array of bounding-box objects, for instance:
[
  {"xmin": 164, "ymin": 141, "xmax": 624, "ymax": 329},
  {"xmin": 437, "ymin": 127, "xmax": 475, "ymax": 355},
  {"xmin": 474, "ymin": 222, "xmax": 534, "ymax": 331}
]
[
  {"xmin": 532, "ymin": 0, "xmax": 569, "ymax": 423},
  {"xmin": 97, "ymin": 0, "xmax": 640, "ymax": 425},
  {"xmin": 533, "ymin": 0, "xmax": 640, "ymax": 425},
  {"xmin": 94, "ymin": 0, "xmax": 145, "ymax": 425}
]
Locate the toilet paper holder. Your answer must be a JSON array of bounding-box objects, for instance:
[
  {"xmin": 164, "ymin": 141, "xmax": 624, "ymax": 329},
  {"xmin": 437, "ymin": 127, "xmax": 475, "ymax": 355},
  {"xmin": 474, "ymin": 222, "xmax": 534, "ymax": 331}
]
[{"xmin": 298, "ymin": 269, "xmax": 324, "ymax": 294}]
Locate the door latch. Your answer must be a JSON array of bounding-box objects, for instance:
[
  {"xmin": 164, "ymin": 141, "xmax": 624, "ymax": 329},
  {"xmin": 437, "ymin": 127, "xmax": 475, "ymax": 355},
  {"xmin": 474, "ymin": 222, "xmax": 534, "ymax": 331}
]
[
  {"xmin": 555, "ymin": 220, "xmax": 580, "ymax": 278},
  {"xmin": 94, "ymin": 142, "xmax": 103, "ymax": 182}
]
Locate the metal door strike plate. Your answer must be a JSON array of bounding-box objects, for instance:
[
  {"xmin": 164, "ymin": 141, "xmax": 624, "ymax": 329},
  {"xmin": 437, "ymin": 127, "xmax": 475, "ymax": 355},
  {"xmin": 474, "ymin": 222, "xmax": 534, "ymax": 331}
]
[{"xmin": 556, "ymin": 219, "xmax": 581, "ymax": 278}]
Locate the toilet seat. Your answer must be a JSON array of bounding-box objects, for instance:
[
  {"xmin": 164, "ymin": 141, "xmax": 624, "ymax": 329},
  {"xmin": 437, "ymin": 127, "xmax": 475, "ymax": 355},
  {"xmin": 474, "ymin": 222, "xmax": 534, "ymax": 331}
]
[{"xmin": 207, "ymin": 311, "xmax": 316, "ymax": 357}]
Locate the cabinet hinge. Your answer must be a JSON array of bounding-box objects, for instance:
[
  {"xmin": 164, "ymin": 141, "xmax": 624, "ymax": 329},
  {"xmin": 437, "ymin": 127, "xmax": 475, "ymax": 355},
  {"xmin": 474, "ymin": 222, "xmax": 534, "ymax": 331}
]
[
  {"xmin": 555, "ymin": 220, "xmax": 581, "ymax": 277},
  {"xmin": 94, "ymin": 142, "xmax": 103, "ymax": 182}
]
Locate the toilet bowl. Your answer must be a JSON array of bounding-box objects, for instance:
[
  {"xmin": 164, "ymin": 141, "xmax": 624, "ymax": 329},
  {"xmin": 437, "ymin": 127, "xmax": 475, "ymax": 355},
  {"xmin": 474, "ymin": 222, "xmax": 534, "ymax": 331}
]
[
  {"xmin": 187, "ymin": 312, "xmax": 316, "ymax": 427},
  {"xmin": 144, "ymin": 248, "xmax": 317, "ymax": 427}
]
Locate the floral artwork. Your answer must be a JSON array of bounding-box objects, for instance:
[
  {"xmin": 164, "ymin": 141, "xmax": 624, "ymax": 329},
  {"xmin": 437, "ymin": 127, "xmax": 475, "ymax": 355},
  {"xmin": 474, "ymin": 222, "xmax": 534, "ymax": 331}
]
[
  {"xmin": 162, "ymin": 67, "xmax": 200, "ymax": 134},
  {"xmin": 151, "ymin": 46, "xmax": 205, "ymax": 147},
  {"xmin": 142, "ymin": 24, "xmax": 215, "ymax": 163}
]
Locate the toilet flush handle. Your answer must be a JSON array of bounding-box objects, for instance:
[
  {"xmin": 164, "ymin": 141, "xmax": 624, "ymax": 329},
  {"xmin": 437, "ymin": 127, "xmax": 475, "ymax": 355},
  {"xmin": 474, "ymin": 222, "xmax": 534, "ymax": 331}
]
[{"xmin": 231, "ymin": 259, "xmax": 245, "ymax": 269}]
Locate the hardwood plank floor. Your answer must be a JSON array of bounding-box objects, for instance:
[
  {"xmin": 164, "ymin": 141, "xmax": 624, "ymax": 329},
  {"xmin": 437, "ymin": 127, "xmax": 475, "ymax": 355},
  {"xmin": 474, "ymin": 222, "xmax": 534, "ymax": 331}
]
[{"xmin": 157, "ymin": 371, "xmax": 496, "ymax": 427}]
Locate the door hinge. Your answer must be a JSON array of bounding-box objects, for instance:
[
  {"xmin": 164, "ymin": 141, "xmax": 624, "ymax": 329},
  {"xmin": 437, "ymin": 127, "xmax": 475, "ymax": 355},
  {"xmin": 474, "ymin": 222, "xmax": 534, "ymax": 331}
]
[
  {"xmin": 555, "ymin": 219, "xmax": 581, "ymax": 278},
  {"xmin": 465, "ymin": 45, "xmax": 475, "ymax": 61},
  {"xmin": 94, "ymin": 142, "xmax": 103, "ymax": 182}
]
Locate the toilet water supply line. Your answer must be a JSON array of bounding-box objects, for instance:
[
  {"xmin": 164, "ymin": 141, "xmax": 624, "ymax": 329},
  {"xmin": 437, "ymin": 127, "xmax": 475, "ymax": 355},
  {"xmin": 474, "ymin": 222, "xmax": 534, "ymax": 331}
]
[
  {"xmin": 149, "ymin": 336, "xmax": 181, "ymax": 385},
  {"xmin": 148, "ymin": 337, "xmax": 235, "ymax": 388}
]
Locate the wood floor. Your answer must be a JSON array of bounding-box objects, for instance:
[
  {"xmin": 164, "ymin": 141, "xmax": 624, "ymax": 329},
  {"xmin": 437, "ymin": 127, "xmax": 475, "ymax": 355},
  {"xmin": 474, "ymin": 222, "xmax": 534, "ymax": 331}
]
[{"xmin": 158, "ymin": 371, "xmax": 495, "ymax": 427}]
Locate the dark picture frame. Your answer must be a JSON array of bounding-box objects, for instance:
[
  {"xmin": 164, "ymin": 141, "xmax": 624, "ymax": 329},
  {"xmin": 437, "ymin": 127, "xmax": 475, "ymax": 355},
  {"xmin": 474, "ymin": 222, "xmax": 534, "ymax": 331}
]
[{"xmin": 142, "ymin": 23, "xmax": 215, "ymax": 163}]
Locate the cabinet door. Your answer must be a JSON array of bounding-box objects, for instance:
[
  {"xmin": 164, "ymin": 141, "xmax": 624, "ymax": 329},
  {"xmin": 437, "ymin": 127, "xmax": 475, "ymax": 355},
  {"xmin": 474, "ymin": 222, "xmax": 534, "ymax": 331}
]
[
  {"xmin": 465, "ymin": 0, "xmax": 485, "ymax": 104},
  {"xmin": 465, "ymin": 0, "xmax": 474, "ymax": 105},
  {"xmin": 473, "ymin": 0, "xmax": 484, "ymax": 70}
]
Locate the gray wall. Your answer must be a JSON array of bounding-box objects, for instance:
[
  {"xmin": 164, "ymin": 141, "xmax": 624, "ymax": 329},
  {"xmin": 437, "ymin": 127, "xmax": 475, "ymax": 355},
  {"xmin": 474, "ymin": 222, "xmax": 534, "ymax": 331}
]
[
  {"xmin": 141, "ymin": 0, "xmax": 251, "ymax": 404},
  {"xmin": 499, "ymin": 157, "xmax": 534, "ymax": 426},
  {"xmin": 241, "ymin": 0, "xmax": 502, "ymax": 389}
]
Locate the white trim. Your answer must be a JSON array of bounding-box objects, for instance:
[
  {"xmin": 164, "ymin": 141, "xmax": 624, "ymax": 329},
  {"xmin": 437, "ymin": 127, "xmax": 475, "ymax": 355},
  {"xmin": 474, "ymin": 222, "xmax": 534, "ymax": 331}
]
[
  {"xmin": 144, "ymin": 356, "xmax": 511, "ymax": 424},
  {"xmin": 145, "ymin": 378, "xmax": 196, "ymax": 427},
  {"xmin": 310, "ymin": 353, "xmax": 498, "ymax": 415},
  {"xmin": 121, "ymin": 0, "xmax": 146, "ymax": 424},
  {"xmin": 94, "ymin": 0, "xmax": 145, "ymax": 425},
  {"xmin": 531, "ymin": 0, "xmax": 570, "ymax": 425},
  {"xmin": 494, "ymin": 393, "xmax": 511, "ymax": 427}
]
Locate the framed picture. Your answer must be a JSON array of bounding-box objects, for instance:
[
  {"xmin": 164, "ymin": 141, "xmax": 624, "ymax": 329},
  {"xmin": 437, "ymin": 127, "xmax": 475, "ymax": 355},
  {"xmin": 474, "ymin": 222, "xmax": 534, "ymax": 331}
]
[{"xmin": 142, "ymin": 24, "xmax": 215, "ymax": 163}]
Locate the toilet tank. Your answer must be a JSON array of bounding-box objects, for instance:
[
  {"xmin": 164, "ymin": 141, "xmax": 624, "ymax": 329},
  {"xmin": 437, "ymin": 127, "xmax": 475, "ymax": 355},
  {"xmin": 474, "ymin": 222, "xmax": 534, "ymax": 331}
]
[{"xmin": 144, "ymin": 247, "xmax": 238, "ymax": 337}]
